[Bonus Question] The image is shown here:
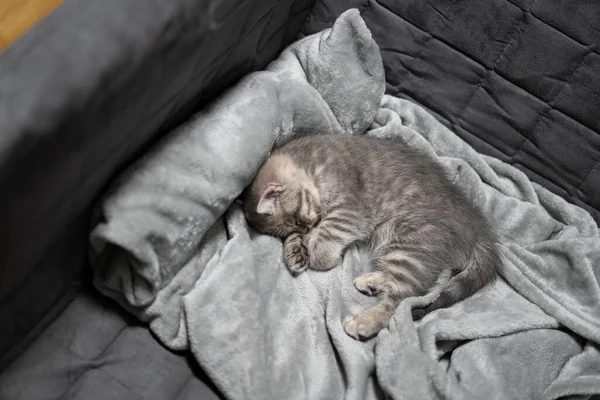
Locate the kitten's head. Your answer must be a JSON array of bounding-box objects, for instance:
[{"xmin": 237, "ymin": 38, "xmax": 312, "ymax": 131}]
[{"xmin": 243, "ymin": 181, "xmax": 321, "ymax": 238}]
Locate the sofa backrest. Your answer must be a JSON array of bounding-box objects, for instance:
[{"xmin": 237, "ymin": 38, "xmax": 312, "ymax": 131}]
[
  {"xmin": 0, "ymin": 0, "xmax": 314, "ymax": 369},
  {"xmin": 303, "ymin": 0, "xmax": 600, "ymax": 225}
]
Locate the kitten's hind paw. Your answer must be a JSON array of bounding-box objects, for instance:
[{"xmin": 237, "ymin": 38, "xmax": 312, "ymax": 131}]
[
  {"xmin": 284, "ymin": 233, "xmax": 308, "ymax": 275},
  {"xmin": 343, "ymin": 312, "xmax": 384, "ymax": 341},
  {"xmin": 353, "ymin": 271, "xmax": 386, "ymax": 296}
]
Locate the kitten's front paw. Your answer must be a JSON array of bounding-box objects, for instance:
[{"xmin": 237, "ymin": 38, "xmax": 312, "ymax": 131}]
[
  {"xmin": 284, "ymin": 233, "xmax": 308, "ymax": 275},
  {"xmin": 343, "ymin": 312, "xmax": 385, "ymax": 341},
  {"xmin": 306, "ymin": 236, "xmax": 342, "ymax": 271}
]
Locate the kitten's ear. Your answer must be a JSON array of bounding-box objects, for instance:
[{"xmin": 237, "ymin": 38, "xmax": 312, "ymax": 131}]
[{"xmin": 256, "ymin": 183, "xmax": 285, "ymax": 215}]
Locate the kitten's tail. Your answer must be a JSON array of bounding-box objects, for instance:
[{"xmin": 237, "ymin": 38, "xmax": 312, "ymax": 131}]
[{"xmin": 414, "ymin": 240, "xmax": 501, "ymax": 318}]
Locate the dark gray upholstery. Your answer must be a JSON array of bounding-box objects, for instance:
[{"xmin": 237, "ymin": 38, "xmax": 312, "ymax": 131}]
[
  {"xmin": 1, "ymin": 291, "xmax": 223, "ymax": 399},
  {"xmin": 302, "ymin": 0, "xmax": 600, "ymax": 224},
  {"xmin": 0, "ymin": 0, "xmax": 312, "ymax": 398}
]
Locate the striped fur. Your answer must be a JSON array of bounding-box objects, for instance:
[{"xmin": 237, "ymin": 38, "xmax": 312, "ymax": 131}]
[{"xmin": 243, "ymin": 134, "xmax": 500, "ymax": 340}]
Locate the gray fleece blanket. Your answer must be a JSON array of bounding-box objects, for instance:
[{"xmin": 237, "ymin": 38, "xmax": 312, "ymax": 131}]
[{"xmin": 89, "ymin": 9, "xmax": 600, "ymax": 400}]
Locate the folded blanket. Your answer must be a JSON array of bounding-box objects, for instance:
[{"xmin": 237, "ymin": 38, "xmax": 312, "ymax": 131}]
[{"xmin": 89, "ymin": 10, "xmax": 600, "ymax": 400}]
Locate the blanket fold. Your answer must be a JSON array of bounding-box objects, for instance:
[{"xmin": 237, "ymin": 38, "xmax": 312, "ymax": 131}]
[{"xmin": 90, "ymin": 10, "xmax": 600, "ymax": 400}]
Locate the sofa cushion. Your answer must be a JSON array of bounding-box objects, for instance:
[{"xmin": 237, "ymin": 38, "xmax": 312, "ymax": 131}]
[
  {"xmin": 302, "ymin": 0, "xmax": 600, "ymax": 225},
  {"xmin": 0, "ymin": 291, "xmax": 223, "ymax": 400}
]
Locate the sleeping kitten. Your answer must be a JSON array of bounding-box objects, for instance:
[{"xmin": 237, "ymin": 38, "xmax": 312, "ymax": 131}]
[{"xmin": 242, "ymin": 134, "xmax": 500, "ymax": 340}]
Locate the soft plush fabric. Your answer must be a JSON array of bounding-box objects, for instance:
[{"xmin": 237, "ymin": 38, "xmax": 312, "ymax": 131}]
[
  {"xmin": 89, "ymin": 10, "xmax": 600, "ymax": 400},
  {"xmin": 302, "ymin": 0, "xmax": 600, "ymax": 226},
  {"xmin": 89, "ymin": 8, "xmax": 384, "ymax": 351},
  {"xmin": 0, "ymin": 0, "xmax": 314, "ymax": 370},
  {"xmin": 370, "ymin": 96, "xmax": 600, "ymax": 400}
]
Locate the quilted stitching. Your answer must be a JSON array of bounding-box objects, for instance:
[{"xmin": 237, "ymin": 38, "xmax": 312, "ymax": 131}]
[
  {"xmin": 303, "ymin": 0, "xmax": 600, "ymax": 223},
  {"xmin": 0, "ymin": 293, "xmax": 222, "ymax": 400}
]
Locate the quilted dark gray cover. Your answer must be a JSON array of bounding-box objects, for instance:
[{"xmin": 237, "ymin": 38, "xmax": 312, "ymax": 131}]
[
  {"xmin": 0, "ymin": 0, "xmax": 312, "ymax": 397},
  {"xmin": 1, "ymin": 292, "xmax": 224, "ymax": 399},
  {"xmin": 302, "ymin": 0, "xmax": 600, "ymax": 225}
]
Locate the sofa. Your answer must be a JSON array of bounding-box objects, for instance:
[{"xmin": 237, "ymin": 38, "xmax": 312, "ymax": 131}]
[{"xmin": 1, "ymin": 0, "xmax": 599, "ymax": 399}]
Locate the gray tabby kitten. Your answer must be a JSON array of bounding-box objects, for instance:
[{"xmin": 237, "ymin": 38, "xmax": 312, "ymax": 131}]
[{"xmin": 243, "ymin": 134, "xmax": 499, "ymax": 340}]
